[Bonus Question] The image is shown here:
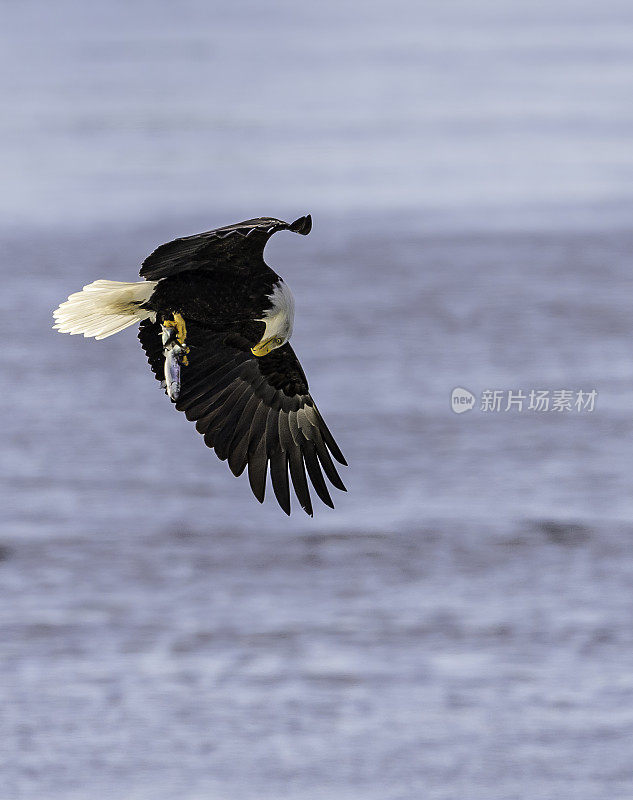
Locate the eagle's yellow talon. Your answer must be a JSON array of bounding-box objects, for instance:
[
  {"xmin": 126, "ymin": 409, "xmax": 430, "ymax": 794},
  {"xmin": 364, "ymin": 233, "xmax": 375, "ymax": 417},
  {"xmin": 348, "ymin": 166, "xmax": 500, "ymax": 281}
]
[{"xmin": 163, "ymin": 311, "xmax": 188, "ymax": 347}]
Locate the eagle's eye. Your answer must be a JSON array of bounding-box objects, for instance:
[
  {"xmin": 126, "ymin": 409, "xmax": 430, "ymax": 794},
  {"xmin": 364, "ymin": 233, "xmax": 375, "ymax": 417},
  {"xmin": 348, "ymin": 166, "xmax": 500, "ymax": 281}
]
[{"xmin": 274, "ymin": 337, "xmax": 283, "ymax": 346}]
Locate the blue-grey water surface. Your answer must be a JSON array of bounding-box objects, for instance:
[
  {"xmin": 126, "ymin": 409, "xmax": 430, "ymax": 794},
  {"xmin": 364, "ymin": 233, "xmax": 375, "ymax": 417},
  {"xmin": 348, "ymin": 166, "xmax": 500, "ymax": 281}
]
[{"xmin": 2, "ymin": 2, "xmax": 633, "ymax": 798}]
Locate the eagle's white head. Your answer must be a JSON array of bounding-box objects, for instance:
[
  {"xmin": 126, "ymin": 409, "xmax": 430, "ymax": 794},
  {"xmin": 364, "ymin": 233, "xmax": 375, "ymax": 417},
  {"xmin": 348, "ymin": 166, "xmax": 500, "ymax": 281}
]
[{"xmin": 251, "ymin": 279, "xmax": 295, "ymax": 357}]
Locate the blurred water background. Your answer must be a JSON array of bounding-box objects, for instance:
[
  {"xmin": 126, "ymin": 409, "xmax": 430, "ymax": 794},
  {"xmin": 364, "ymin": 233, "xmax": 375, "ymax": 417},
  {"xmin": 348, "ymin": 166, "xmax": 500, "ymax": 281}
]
[{"xmin": 2, "ymin": 1, "xmax": 633, "ymax": 798}]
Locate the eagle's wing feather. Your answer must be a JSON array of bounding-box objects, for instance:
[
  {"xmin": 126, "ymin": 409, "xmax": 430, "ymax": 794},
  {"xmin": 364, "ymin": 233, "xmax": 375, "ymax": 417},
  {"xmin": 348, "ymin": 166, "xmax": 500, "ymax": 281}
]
[
  {"xmin": 139, "ymin": 215, "xmax": 312, "ymax": 281},
  {"xmin": 138, "ymin": 317, "xmax": 345, "ymax": 515}
]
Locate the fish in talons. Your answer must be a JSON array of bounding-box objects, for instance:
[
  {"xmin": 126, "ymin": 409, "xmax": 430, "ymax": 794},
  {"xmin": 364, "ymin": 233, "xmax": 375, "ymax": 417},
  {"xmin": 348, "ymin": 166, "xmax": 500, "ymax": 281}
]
[{"xmin": 161, "ymin": 313, "xmax": 189, "ymax": 401}]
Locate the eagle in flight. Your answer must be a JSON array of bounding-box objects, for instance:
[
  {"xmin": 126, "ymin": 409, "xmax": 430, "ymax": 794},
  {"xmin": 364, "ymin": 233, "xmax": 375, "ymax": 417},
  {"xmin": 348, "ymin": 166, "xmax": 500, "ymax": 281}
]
[{"xmin": 53, "ymin": 215, "xmax": 346, "ymax": 516}]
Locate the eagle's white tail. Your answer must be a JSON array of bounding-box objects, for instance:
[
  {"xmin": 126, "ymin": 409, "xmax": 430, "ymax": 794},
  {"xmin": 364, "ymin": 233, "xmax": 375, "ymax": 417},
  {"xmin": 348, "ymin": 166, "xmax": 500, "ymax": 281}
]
[{"xmin": 53, "ymin": 279, "xmax": 158, "ymax": 340}]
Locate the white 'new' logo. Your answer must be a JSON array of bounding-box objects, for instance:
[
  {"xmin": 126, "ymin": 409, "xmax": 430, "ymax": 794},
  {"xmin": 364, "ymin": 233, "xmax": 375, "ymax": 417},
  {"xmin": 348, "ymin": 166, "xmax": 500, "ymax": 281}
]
[{"xmin": 451, "ymin": 387, "xmax": 475, "ymax": 414}]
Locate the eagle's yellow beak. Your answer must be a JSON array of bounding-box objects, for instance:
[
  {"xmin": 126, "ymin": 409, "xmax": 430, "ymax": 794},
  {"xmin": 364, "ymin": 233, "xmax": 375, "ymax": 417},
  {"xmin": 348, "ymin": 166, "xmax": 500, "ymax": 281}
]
[{"xmin": 251, "ymin": 338, "xmax": 276, "ymax": 357}]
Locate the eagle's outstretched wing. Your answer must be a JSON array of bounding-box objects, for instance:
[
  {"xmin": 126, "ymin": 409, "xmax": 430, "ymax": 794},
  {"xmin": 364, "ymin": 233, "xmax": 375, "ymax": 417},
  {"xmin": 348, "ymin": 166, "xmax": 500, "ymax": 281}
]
[
  {"xmin": 138, "ymin": 317, "xmax": 346, "ymax": 515},
  {"xmin": 139, "ymin": 215, "xmax": 312, "ymax": 281}
]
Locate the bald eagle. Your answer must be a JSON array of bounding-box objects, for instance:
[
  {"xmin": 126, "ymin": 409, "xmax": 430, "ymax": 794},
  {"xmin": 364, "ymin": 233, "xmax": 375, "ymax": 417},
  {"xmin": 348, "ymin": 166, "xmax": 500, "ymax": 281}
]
[{"xmin": 53, "ymin": 215, "xmax": 346, "ymax": 516}]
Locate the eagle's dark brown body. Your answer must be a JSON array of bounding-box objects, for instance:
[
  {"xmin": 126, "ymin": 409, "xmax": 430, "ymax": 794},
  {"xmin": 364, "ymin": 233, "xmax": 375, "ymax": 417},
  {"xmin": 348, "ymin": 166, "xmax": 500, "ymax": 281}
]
[{"xmin": 137, "ymin": 215, "xmax": 346, "ymax": 515}]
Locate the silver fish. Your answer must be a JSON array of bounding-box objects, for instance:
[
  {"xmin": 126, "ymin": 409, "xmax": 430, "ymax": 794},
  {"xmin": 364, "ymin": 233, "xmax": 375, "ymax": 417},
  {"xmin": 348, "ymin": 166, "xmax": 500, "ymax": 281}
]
[{"xmin": 161, "ymin": 324, "xmax": 187, "ymax": 401}]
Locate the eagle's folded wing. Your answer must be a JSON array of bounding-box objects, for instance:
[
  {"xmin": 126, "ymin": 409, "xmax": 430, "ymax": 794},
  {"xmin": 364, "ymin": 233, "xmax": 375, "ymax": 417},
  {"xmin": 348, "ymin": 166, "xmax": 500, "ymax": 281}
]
[
  {"xmin": 139, "ymin": 215, "xmax": 312, "ymax": 281},
  {"xmin": 138, "ymin": 317, "xmax": 345, "ymax": 516}
]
